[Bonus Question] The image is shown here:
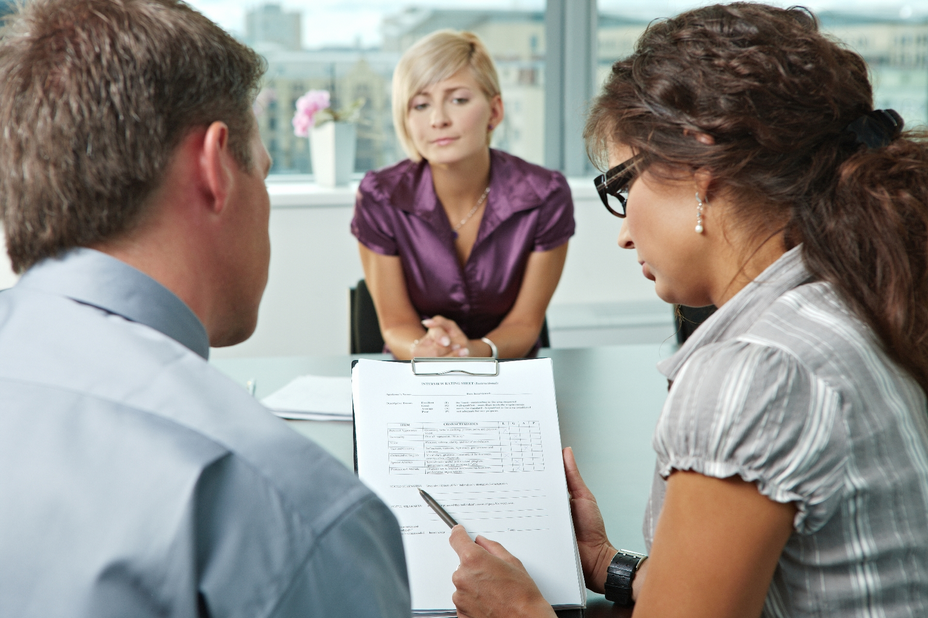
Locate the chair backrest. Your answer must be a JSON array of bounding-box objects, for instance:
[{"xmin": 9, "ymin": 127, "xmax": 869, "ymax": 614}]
[
  {"xmin": 350, "ymin": 279, "xmax": 385, "ymax": 354},
  {"xmin": 349, "ymin": 278, "xmax": 551, "ymax": 354},
  {"xmin": 674, "ymin": 304, "xmax": 716, "ymax": 345}
]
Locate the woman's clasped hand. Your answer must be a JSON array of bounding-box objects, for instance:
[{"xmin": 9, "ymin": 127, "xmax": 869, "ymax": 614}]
[{"xmin": 410, "ymin": 316, "xmax": 476, "ymax": 358}]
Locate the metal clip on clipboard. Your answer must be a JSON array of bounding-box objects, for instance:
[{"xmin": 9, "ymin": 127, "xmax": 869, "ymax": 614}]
[{"xmin": 410, "ymin": 357, "xmax": 500, "ymax": 377}]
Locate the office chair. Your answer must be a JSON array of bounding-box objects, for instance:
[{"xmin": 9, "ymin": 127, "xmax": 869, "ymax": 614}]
[
  {"xmin": 350, "ymin": 279, "xmax": 385, "ymax": 354},
  {"xmin": 349, "ymin": 278, "xmax": 551, "ymax": 354},
  {"xmin": 674, "ymin": 304, "xmax": 716, "ymax": 345},
  {"xmin": 538, "ymin": 318, "xmax": 550, "ymax": 349}
]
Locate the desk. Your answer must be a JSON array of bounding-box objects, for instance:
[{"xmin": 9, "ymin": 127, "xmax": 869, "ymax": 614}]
[{"xmin": 212, "ymin": 344, "xmax": 675, "ymax": 616}]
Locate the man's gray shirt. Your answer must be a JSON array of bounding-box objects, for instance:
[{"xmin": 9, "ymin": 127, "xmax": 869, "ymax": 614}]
[{"xmin": 0, "ymin": 248, "xmax": 411, "ymax": 617}]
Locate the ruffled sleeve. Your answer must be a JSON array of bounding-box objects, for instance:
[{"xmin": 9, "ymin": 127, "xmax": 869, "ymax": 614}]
[
  {"xmin": 351, "ymin": 170, "xmax": 398, "ymax": 256},
  {"xmin": 654, "ymin": 340, "xmax": 849, "ymax": 534},
  {"xmin": 532, "ymin": 171, "xmax": 574, "ymax": 252}
]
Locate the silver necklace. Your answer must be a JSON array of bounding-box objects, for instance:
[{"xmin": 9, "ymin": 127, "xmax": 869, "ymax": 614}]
[{"xmin": 452, "ymin": 186, "xmax": 491, "ymax": 232}]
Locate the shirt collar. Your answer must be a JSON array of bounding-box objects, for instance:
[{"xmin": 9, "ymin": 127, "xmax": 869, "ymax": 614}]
[
  {"xmin": 16, "ymin": 248, "xmax": 210, "ymax": 359},
  {"xmin": 391, "ymin": 150, "xmax": 544, "ymax": 241},
  {"xmin": 657, "ymin": 245, "xmax": 812, "ymax": 381}
]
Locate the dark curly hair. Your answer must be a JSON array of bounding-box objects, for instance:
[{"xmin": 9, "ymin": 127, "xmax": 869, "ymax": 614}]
[{"xmin": 586, "ymin": 3, "xmax": 928, "ymax": 394}]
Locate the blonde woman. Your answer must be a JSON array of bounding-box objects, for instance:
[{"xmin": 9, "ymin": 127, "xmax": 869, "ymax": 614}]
[{"xmin": 351, "ymin": 30, "xmax": 573, "ymax": 359}]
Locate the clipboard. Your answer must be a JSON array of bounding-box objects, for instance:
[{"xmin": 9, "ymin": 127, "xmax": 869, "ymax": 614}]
[
  {"xmin": 410, "ymin": 357, "xmax": 499, "ymax": 376},
  {"xmin": 350, "ymin": 356, "xmax": 586, "ymax": 615}
]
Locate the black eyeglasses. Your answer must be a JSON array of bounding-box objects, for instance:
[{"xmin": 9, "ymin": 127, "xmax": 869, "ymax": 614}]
[{"xmin": 594, "ymin": 154, "xmax": 642, "ymax": 218}]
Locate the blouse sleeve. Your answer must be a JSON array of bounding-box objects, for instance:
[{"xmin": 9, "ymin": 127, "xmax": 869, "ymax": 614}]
[
  {"xmin": 350, "ymin": 171, "xmax": 398, "ymax": 256},
  {"xmin": 654, "ymin": 340, "xmax": 849, "ymax": 534},
  {"xmin": 532, "ymin": 171, "xmax": 575, "ymax": 252}
]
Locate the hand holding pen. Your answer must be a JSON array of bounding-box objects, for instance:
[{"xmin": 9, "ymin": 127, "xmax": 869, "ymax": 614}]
[
  {"xmin": 418, "ymin": 488, "xmax": 553, "ymax": 617},
  {"xmin": 418, "ymin": 488, "xmax": 458, "ymax": 527}
]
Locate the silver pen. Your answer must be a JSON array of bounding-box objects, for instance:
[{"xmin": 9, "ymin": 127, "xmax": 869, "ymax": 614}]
[{"xmin": 418, "ymin": 488, "xmax": 458, "ymax": 528}]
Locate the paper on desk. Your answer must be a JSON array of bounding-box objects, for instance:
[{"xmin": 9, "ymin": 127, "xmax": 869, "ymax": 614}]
[
  {"xmin": 353, "ymin": 358, "xmax": 584, "ymax": 614},
  {"xmin": 261, "ymin": 374, "xmax": 352, "ymax": 421}
]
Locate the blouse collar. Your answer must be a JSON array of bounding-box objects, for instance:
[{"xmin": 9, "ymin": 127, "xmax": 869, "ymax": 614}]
[{"xmin": 391, "ymin": 149, "xmax": 548, "ymax": 243}]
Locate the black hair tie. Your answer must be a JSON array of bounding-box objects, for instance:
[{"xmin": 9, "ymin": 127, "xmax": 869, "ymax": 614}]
[{"xmin": 845, "ymin": 109, "xmax": 904, "ymax": 149}]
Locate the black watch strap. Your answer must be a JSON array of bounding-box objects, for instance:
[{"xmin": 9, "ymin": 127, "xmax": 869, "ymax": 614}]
[{"xmin": 604, "ymin": 549, "xmax": 647, "ymax": 606}]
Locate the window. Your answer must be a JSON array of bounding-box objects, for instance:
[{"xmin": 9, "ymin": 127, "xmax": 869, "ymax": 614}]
[
  {"xmin": 824, "ymin": 12, "xmax": 928, "ymax": 127},
  {"xmin": 188, "ymin": 1, "xmax": 927, "ymax": 180},
  {"xmin": 597, "ymin": 1, "xmax": 928, "ymax": 129},
  {"xmin": 189, "ymin": 1, "xmax": 546, "ymax": 177}
]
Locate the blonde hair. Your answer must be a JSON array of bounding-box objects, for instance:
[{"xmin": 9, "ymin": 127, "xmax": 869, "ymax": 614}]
[{"xmin": 392, "ymin": 29, "xmax": 501, "ymax": 161}]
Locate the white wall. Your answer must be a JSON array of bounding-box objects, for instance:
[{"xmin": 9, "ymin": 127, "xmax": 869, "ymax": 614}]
[
  {"xmin": 216, "ymin": 190, "xmax": 364, "ymax": 358},
  {"xmin": 0, "ymin": 179, "xmax": 674, "ymax": 357},
  {"xmin": 555, "ymin": 180, "xmax": 662, "ymax": 304}
]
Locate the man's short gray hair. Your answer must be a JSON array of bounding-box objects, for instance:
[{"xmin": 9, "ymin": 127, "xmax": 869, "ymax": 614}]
[{"xmin": 0, "ymin": 0, "xmax": 267, "ymax": 272}]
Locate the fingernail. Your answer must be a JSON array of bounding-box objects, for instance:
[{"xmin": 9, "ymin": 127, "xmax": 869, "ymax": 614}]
[
  {"xmin": 458, "ymin": 348, "xmax": 469, "ymax": 357},
  {"xmin": 451, "ymin": 344, "xmax": 461, "ymax": 350},
  {"xmin": 421, "ymin": 319, "xmax": 431, "ymax": 327},
  {"xmin": 441, "ymin": 337, "xmax": 450, "ymax": 346}
]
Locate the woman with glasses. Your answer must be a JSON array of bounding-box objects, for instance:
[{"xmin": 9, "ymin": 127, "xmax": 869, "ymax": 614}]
[
  {"xmin": 447, "ymin": 4, "xmax": 928, "ymax": 617},
  {"xmin": 351, "ymin": 30, "xmax": 574, "ymax": 360}
]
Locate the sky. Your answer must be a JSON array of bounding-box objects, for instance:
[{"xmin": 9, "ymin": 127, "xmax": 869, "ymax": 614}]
[{"xmin": 188, "ymin": 0, "xmax": 924, "ymax": 50}]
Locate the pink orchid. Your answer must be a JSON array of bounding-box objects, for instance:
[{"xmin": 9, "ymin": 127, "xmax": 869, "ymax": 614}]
[{"xmin": 292, "ymin": 89, "xmax": 331, "ymax": 137}]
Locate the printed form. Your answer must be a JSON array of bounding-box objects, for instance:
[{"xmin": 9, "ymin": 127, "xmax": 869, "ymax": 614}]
[{"xmin": 352, "ymin": 358, "xmax": 584, "ymax": 614}]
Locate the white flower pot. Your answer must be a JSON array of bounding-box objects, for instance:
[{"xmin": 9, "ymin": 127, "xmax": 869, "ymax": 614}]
[{"xmin": 310, "ymin": 121, "xmax": 356, "ymax": 187}]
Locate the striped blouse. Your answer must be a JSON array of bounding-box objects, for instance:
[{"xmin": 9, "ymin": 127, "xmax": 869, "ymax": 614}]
[{"xmin": 644, "ymin": 246, "xmax": 928, "ymax": 617}]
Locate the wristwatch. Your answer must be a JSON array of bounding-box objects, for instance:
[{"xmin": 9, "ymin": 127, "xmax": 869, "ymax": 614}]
[{"xmin": 604, "ymin": 549, "xmax": 647, "ymax": 606}]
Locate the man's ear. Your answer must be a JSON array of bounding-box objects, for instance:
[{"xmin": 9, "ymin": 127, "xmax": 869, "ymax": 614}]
[{"xmin": 201, "ymin": 121, "xmax": 233, "ymax": 213}]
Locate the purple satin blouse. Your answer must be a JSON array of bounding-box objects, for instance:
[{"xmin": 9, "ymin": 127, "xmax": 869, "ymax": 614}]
[{"xmin": 351, "ymin": 149, "xmax": 575, "ymax": 355}]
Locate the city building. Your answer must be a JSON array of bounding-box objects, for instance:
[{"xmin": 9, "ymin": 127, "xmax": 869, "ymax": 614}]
[
  {"xmin": 245, "ymin": 3, "xmax": 302, "ymax": 51},
  {"xmin": 820, "ymin": 11, "xmax": 928, "ymax": 128}
]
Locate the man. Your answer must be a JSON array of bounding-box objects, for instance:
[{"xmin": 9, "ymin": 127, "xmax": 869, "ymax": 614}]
[{"xmin": 0, "ymin": 1, "xmax": 410, "ymax": 616}]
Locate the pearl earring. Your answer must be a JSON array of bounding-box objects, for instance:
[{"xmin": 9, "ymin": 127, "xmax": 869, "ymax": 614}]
[{"xmin": 695, "ymin": 192, "xmax": 706, "ymax": 234}]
